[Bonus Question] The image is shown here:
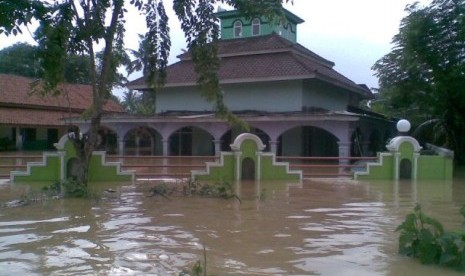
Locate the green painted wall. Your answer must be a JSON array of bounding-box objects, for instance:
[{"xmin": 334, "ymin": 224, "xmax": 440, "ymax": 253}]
[
  {"xmin": 355, "ymin": 139, "xmax": 453, "ymax": 181},
  {"xmin": 87, "ymin": 155, "xmax": 133, "ymax": 182},
  {"xmin": 240, "ymin": 139, "xmax": 257, "ymax": 163},
  {"xmin": 12, "ymin": 138, "xmax": 133, "ymax": 183},
  {"xmin": 356, "ymin": 155, "xmax": 394, "ymax": 181},
  {"xmin": 216, "ymin": 9, "xmax": 302, "ymax": 42},
  {"xmin": 399, "ymin": 142, "xmax": 414, "ymax": 161},
  {"xmin": 195, "ymin": 155, "xmax": 235, "ymax": 181},
  {"xmin": 260, "ymin": 155, "xmax": 300, "ymax": 180},
  {"xmin": 417, "ymin": 156, "xmax": 454, "ymax": 180},
  {"xmin": 14, "ymin": 155, "xmax": 61, "ymax": 182},
  {"xmin": 192, "ymin": 134, "xmax": 301, "ymax": 181}
]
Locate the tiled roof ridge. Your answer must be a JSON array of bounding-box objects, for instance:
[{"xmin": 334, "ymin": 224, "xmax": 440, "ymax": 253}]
[
  {"xmin": 177, "ymin": 33, "xmax": 335, "ymax": 68},
  {"xmin": 0, "ymin": 73, "xmax": 91, "ymax": 89}
]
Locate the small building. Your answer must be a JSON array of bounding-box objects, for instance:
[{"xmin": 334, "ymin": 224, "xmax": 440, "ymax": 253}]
[
  {"xmin": 68, "ymin": 8, "xmax": 394, "ymax": 162},
  {"xmin": 0, "ymin": 74, "xmax": 125, "ymax": 152}
]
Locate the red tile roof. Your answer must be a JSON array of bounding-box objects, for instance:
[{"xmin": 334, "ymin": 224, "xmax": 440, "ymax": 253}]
[
  {"xmin": 0, "ymin": 107, "xmax": 81, "ymax": 126},
  {"xmin": 128, "ymin": 33, "xmax": 372, "ymax": 98},
  {"xmin": 0, "ymin": 74, "xmax": 125, "ymax": 126}
]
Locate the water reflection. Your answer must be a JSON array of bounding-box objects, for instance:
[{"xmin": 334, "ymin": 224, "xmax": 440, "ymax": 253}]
[{"xmin": 0, "ymin": 178, "xmax": 464, "ymax": 275}]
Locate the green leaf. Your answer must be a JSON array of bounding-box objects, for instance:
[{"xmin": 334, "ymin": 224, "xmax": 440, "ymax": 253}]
[{"xmin": 396, "ymin": 213, "xmax": 418, "ymax": 233}]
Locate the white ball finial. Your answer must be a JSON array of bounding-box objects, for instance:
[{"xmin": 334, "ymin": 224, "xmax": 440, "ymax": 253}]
[{"xmin": 397, "ymin": 119, "xmax": 411, "ymax": 133}]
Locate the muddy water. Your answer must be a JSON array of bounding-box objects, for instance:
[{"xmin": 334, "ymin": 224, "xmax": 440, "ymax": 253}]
[{"xmin": 1, "ymin": 178, "xmax": 465, "ymax": 275}]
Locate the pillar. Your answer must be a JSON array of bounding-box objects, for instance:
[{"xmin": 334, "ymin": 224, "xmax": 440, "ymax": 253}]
[
  {"xmin": 413, "ymin": 152, "xmax": 420, "ymax": 180},
  {"xmin": 118, "ymin": 137, "xmax": 125, "ymax": 155},
  {"xmin": 393, "ymin": 152, "xmax": 401, "ymax": 180},
  {"xmin": 269, "ymin": 140, "xmax": 278, "ymax": 154},
  {"xmin": 337, "ymin": 141, "xmax": 351, "ymax": 174},
  {"xmin": 15, "ymin": 127, "xmax": 22, "ymax": 150},
  {"xmin": 162, "ymin": 139, "xmax": 169, "ymax": 156},
  {"xmin": 213, "ymin": 139, "xmax": 222, "ymax": 156}
]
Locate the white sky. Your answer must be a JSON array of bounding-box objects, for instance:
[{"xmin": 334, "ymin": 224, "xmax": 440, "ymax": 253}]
[{"xmin": 0, "ymin": 0, "xmax": 431, "ymax": 90}]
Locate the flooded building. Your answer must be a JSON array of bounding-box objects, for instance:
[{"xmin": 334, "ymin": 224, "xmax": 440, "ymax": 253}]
[
  {"xmin": 0, "ymin": 74, "xmax": 124, "ymax": 152},
  {"xmin": 73, "ymin": 8, "xmax": 394, "ymax": 160}
]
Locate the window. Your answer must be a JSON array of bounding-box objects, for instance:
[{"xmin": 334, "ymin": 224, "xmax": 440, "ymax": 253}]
[
  {"xmin": 252, "ymin": 18, "xmax": 260, "ymax": 36},
  {"xmin": 286, "ymin": 23, "xmax": 292, "ymax": 39},
  {"xmin": 234, "ymin": 20, "xmax": 242, "ymax": 38}
]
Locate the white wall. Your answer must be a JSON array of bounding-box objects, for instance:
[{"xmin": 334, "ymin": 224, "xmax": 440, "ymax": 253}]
[
  {"xmin": 156, "ymin": 79, "xmax": 351, "ymax": 113},
  {"xmin": 302, "ymin": 81, "xmax": 348, "ymax": 111},
  {"xmin": 223, "ymin": 80, "xmax": 302, "ymax": 112},
  {"xmin": 156, "ymin": 80, "xmax": 303, "ymax": 113},
  {"xmin": 156, "ymin": 87, "xmax": 214, "ymax": 113}
]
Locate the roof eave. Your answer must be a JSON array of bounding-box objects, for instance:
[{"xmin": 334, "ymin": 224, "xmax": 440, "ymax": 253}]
[
  {"xmin": 313, "ymin": 72, "xmax": 374, "ymax": 99},
  {"xmin": 128, "ymin": 74, "xmax": 318, "ymax": 90}
]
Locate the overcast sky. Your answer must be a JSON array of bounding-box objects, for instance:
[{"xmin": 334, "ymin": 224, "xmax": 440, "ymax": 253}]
[{"xmin": 0, "ymin": 0, "xmax": 431, "ymax": 90}]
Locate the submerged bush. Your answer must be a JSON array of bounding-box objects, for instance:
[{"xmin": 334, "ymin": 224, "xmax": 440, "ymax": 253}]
[
  {"xmin": 42, "ymin": 179, "xmax": 96, "ymax": 198},
  {"xmin": 396, "ymin": 204, "xmax": 465, "ymax": 270},
  {"xmin": 149, "ymin": 180, "xmax": 240, "ymax": 202}
]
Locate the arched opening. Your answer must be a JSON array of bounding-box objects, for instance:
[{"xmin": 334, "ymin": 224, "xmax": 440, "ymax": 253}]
[
  {"xmin": 252, "ymin": 18, "xmax": 260, "ymax": 36},
  {"xmin": 67, "ymin": 157, "xmax": 79, "ymax": 180},
  {"xmin": 234, "ymin": 20, "xmax": 243, "ymax": 38},
  {"xmin": 278, "ymin": 126, "xmax": 338, "ymax": 157},
  {"xmin": 95, "ymin": 127, "xmax": 118, "ymax": 154},
  {"xmin": 399, "ymin": 158, "xmax": 412, "ymax": 179},
  {"xmin": 124, "ymin": 127, "xmax": 162, "ymax": 156},
  {"xmin": 169, "ymin": 126, "xmax": 214, "ymax": 156},
  {"xmin": 241, "ymin": 157, "xmax": 255, "ymax": 180},
  {"xmin": 221, "ymin": 128, "xmax": 270, "ymax": 152}
]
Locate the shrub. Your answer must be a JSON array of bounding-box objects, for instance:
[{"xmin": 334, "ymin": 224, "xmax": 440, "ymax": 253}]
[{"xmin": 396, "ymin": 204, "xmax": 465, "ymax": 270}]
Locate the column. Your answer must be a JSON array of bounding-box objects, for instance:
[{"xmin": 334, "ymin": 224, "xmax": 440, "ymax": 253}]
[
  {"xmin": 337, "ymin": 141, "xmax": 351, "ymax": 174},
  {"xmin": 234, "ymin": 151, "xmax": 242, "ymax": 181},
  {"xmin": 15, "ymin": 127, "xmax": 22, "ymax": 150},
  {"xmin": 393, "ymin": 152, "xmax": 401, "ymax": 180},
  {"xmin": 117, "ymin": 137, "xmax": 125, "ymax": 156},
  {"xmin": 269, "ymin": 140, "xmax": 278, "ymax": 154},
  {"xmin": 213, "ymin": 139, "xmax": 222, "ymax": 156},
  {"xmin": 413, "ymin": 152, "xmax": 420, "ymax": 180},
  {"xmin": 162, "ymin": 139, "xmax": 169, "ymax": 156}
]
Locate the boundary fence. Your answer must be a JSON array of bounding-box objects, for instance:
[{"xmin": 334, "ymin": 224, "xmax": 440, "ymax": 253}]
[{"xmin": 0, "ymin": 154, "xmax": 377, "ymax": 180}]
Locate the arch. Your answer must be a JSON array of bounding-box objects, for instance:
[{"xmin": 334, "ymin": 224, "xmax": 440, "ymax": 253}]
[
  {"xmin": 278, "ymin": 125, "xmax": 339, "ymax": 157},
  {"xmin": 386, "ymin": 136, "xmax": 422, "ymax": 152},
  {"xmin": 124, "ymin": 127, "xmax": 162, "ymax": 155},
  {"xmin": 276, "ymin": 122, "xmax": 344, "ymax": 145},
  {"xmin": 252, "ymin": 18, "xmax": 261, "ymax": 36},
  {"xmin": 241, "ymin": 157, "xmax": 255, "ymax": 180},
  {"xmin": 399, "ymin": 158, "xmax": 412, "ymax": 179},
  {"xmin": 234, "ymin": 20, "xmax": 243, "ymax": 38},
  {"xmin": 221, "ymin": 127, "xmax": 270, "ymax": 152},
  {"xmin": 230, "ymin": 133, "xmax": 266, "ymax": 151},
  {"xmin": 169, "ymin": 126, "xmax": 214, "ymax": 156}
]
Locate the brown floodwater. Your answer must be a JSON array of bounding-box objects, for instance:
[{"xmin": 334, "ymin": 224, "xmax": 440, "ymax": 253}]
[{"xmin": 1, "ymin": 177, "xmax": 465, "ymax": 275}]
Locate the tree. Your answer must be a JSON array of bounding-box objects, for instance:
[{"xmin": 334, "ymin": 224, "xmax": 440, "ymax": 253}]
[
  {"xmin": 120, "ymin": 89, "xmax": 156, "ymax": 115},
  {"xmin": 0, "ymin": 42, "xmax": 93, "ymax": 84},
  {"xmin": 0, "ymin": 43, "xmax": 41, "ymax": 77},
  {"xmin": 372, "ymin": 0, "xmax": 465, "ymax": 164},
  {"xmin": 1, "ymin": 0, "xmax": 290, "ymax": 185}
]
